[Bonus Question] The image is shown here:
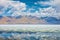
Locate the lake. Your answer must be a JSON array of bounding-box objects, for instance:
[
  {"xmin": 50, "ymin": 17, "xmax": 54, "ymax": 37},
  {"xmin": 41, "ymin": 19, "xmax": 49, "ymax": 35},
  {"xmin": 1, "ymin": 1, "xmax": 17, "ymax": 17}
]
[{"xmin": 0, "ymin": 31, "xmax": 60, "ymax": 40}]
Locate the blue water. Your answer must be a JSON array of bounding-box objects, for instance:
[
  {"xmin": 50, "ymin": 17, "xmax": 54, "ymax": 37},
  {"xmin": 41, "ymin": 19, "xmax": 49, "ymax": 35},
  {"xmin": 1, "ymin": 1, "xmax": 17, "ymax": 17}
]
[{"xmin": 0, "ymin": 31, "xmax": 60, "ymax": 40}]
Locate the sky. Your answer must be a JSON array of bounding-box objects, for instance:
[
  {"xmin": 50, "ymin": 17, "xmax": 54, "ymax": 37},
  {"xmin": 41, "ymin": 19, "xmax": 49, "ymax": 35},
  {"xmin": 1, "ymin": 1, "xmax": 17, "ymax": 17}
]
[
  {"xmin": 0, "ymin": 0, "xmax": 60, "ymax": 24},
  {"xmin": 0, "ymin": 0, "xmax": 53, "ymax": 16}
]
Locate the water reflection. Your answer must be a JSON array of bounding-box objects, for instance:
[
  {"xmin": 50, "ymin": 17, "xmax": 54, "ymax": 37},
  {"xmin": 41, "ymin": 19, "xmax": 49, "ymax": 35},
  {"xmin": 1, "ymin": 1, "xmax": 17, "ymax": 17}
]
[{"xmin": 0, "ymin": 32, "xmax": 60, "ymax": 40}]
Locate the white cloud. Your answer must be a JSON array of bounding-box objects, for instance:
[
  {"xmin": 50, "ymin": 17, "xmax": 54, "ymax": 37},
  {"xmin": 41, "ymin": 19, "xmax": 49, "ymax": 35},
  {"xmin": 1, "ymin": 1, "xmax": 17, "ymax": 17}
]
[
  {"xmin": 35, "ymin": 1, "xmax": 52, "ymax": 6},
  {"xmin": 35, "ymin": 0, "xmax": 60, "ymax": 6},
  {"xmin": 0, "ymin": 0, "xmax": 10, "ymax": 15},
  {"xmin": 39, "ymin": 7, "xmax": 60, "ymax": 19},
  {"xmin": 34, "ymin": 0, "xmax": 60, "ymax": 19},
  {"xmin": 10, "ymin": 1, "xmax": 26, "ymax": 16},
  {"xmin": 0, "ymin": 0, "xmax": 60, "ymax": 19},
  {"xmin": 50, "ymin": 0, "xmax": 60, "ymax": 13},
  {"xmin": 9, "ymin": 1, "xmax": 26, "ymax": 10},
  {"xmin": 0, "ymin": 0, "xmax": 26, "ymax": 16},
  {"xmin": 25, "ymin": 6, "xmax": 60, "ymax": 19},
  {"xmin": 51, "ymin": 0, "xmax": 60, "ymax": 5}
]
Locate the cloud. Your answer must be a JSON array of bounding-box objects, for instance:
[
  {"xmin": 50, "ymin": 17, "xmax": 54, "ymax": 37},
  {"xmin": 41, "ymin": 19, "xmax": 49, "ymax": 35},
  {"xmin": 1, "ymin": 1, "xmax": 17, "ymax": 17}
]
[
  {"xmin": 0, "ymin": 0, "xmax": 60, "ymax": 19},
  {"xmin": 50, "ymin": 0, "xmax": 60, "ymax": 13},
  {"xmin": 10, "ymin": 1, "xmax": 26, "ymax": 16},
  {"xmin": 0, "ymin": 0, "xmax": 26, "ymax": 16},
  {"xmin": 35, "ymin": 1, "xmax": 51, "ymax": 5},
  {"xmin": 33, "ymin": 0, "xmax": 60, "ymax": 19},
  {"xmin": 51, "ymin": 0, "xmax": 60, "ymax": 5},
  {"xmin": 40, "ymin": 7, "xmax": 60, "ymax": 19}
]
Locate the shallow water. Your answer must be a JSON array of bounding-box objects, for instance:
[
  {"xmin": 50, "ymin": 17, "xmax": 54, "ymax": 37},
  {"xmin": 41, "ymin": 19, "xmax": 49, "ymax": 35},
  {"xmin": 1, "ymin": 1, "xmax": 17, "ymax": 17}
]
[{"xmin": 0, "ymin": 32, "xmax": 60, "ymax": 40}]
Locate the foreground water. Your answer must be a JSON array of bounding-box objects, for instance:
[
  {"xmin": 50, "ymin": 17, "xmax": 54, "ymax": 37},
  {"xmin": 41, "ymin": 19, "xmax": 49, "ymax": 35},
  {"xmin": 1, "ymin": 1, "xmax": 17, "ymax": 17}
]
[{"xmin": 0, "ymin": 31, "xmax": 60, "ymax": 40}]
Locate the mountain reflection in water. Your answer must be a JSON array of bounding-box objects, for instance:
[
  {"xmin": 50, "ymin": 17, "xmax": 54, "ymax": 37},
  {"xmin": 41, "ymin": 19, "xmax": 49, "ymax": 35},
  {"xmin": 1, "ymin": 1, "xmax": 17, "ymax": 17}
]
[{"xmin": 0, "ymin": 31, "xmax": 60, "ymax": 40}]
